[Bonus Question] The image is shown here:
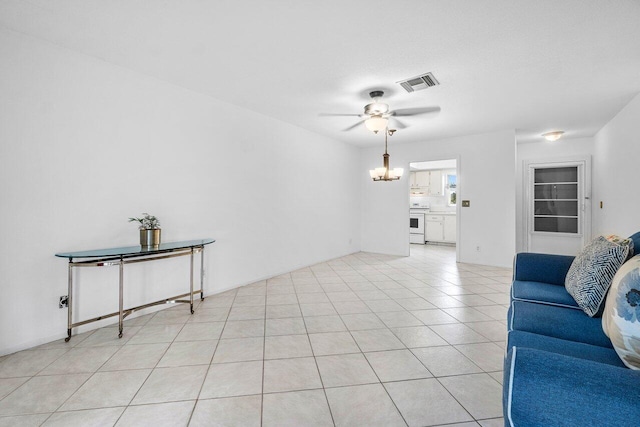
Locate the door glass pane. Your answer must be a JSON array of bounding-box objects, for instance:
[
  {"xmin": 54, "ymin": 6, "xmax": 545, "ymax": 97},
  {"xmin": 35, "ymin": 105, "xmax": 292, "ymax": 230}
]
[
  {"xmin": 532, "ymin": 166, "xmax": 579, "ymax": 234},
  {"xmin": 534, "ymin": 167, "xmax": 578, "ymax": 183},
  {"xmin": 534, "ymin": 201, "xmax": 578, "ymax": 217},
  {"xmin": 534, "ymin": 184, "xmax": 577, "ymax": 199},
  {"xmin": 410, "ymin": 218, "xmax": 418, "ymax": 228},
  {"xmin": 534, "ymin": 217, "xmax": 578, "ymax": 233}
]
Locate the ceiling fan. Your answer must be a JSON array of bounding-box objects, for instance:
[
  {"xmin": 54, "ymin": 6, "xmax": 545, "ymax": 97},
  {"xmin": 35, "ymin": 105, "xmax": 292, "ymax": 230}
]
[{"xmin": 320, "ymin": 90, "xmax": 440, "ymax": 133}]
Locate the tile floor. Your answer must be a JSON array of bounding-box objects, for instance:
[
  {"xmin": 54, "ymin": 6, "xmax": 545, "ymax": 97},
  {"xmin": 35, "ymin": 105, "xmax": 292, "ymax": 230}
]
[{"xmin": 0, "ymin": 244, "xmax": 511, "ymax": 426}]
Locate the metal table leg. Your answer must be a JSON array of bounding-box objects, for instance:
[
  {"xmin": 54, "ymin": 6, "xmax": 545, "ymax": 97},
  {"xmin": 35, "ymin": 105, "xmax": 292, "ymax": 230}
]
[
  {"xmin": 65, "ymin": 259, "xmax": 73, "ymax": 342},
  {"xmin": 200, "ymin": 246, "xmax": 205, "ymax": 301},
  {"xmin": 118, "ymin": 256, "xmax": 124, "ymax": 338},
  {"xmin": 189, "ymin": 248, "xmax": 194, "ymax": 314}
]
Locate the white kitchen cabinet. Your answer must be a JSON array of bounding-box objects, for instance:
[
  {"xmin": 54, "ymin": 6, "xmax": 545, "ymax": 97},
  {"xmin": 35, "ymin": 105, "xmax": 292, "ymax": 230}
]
[
  {"xmin": 443, "ymin": 215, "xmax": 456, "ymax": 242},
  {"xmin": 426, "ymin": 214, "xmax": 456, "ymax": 243},
  {"xmin": 409, "ymin": 170, "xmax": 442, "ymax": 196},
  {"xmin": 428, "ymin": 170, "xmax": 442, "ymax": 196},
  {"xmin": 410, "ymin": 171, "xmax": 429, "ymax": 195},
  {"xmin": 425, "ymin": 215, "xmax": 444, "ymax": 241},
  {"xmin": 415, "ymin": 171, "xmax": 430, "ymax": 188},
  {"xmin": 409, "ymin": 172, "xmax": 420, "ymax": 189}
]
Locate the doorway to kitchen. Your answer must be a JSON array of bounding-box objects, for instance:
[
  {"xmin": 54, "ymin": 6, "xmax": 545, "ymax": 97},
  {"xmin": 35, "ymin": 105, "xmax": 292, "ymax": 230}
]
[{"xmin": 409, "ymin": 158, "xmax": 458, "ymax": 249}]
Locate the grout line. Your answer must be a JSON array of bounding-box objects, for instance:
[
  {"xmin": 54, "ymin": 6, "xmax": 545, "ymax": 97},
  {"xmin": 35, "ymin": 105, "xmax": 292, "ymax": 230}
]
[
  {"xmin": 300, "ymin": 269, "xmax": 337, "ymax": 427},
  {"xmin": 186, "ymin": 287, "xmax": 237, "ymax": 426}
]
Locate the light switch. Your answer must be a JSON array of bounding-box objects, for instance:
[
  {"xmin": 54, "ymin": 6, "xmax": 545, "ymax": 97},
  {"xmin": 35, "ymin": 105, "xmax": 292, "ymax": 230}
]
[{"xmin": 462, "ymin": 200, "xmax": 470, "ymax": 207}]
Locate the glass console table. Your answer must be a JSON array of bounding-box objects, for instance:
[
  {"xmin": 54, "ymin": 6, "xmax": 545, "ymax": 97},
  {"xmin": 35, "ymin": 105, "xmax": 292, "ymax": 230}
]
[{"xmin": 55, "ymin": 238, "xmax": 215, "ymax": 341}]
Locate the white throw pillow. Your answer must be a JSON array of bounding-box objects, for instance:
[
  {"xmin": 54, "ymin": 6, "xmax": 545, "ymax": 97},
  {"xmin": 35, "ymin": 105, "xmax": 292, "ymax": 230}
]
[{"xmin": 602, "ymin": 255, "xmax": 640, "ymax": 370}]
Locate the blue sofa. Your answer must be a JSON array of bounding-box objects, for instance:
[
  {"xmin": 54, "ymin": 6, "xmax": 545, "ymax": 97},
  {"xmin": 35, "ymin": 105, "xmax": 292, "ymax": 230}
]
[{"xmin": 503, "ymin": 233, "xmax": 640, "ymax": 426}]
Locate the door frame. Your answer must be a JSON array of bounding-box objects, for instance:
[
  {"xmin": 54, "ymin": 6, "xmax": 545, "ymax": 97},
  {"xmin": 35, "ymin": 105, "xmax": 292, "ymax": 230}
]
[
  {"xmin": 407, "ymin": 155, "xmax": 461, "ymax": 263},
  {"xmin": 523, "ymin": 156, "xmax": 592, "ymax": 253}
]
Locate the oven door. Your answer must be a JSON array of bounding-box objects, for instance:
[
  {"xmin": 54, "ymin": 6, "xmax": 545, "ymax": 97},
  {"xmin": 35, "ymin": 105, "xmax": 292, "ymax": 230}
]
[{"xmin": 410, "ymin": 213, "xmax": 425, "ymax": 234}]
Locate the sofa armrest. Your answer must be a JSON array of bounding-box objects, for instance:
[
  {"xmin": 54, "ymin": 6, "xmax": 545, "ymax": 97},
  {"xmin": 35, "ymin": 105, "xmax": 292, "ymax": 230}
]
[
  {"xmin": 504, "ymin": 347, "xmax": 640, "ymax": 426},
  {"xmin": 513, "ymin": 253, "xmax": 575, "ymax": 285}
]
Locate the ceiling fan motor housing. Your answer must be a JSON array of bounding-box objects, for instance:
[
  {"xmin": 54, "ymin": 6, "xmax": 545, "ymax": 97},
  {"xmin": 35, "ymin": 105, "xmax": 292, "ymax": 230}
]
[
  {"xmin": 365, "ymin": 90, "xmax": 389, "ymax": 115},
  {"xmin": 364, "ymin": 102, "xmax": 389, "ymax": 116}
]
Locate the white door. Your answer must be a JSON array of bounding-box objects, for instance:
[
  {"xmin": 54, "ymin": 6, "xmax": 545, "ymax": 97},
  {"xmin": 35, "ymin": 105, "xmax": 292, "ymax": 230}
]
[{"xmin": 525, "ymin": 158, "xmax": 591, "ymax": 255}]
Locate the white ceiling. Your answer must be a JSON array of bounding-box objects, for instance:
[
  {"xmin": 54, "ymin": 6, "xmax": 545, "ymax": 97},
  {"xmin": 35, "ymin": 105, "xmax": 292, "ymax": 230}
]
[{"xmin": 1, "ymin": 0, "xmax": 639, "ymax": 146}]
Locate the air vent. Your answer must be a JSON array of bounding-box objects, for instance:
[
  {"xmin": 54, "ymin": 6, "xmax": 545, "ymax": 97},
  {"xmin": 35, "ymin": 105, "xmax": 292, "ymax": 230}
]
[{"xmin": 398, "ymin": 72, "xmax": 440, "ymax": 93}]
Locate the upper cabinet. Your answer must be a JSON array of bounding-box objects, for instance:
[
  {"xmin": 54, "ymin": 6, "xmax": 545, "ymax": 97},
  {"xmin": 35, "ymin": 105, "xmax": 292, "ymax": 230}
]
[
  {"xmin": 410, "ymin": 170, "xmax": 443, "ymax": 196},
  {"xmin": 415, "ymin": 171, "xmax": 430, "ymax": 188},
  {"xmin": 429, "ymin": 170, "xmax": 442, "ymax": 196}
]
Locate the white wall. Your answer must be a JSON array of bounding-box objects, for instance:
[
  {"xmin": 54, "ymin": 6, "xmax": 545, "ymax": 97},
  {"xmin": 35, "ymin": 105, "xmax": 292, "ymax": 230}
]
[
  {"xmin": 360, "ymin": 130, "xmax": 516, "ymax": 267},
  {"xmin": 0, "ymin": 29, "xmax": 361, "ymax": 355},
  {"xmin": 515, "ymin": 137, "xmax": 595, "ymax": 252},
  {"xmin": 593, "ymin": 93, "xmax": 640, "ymax": 237}
]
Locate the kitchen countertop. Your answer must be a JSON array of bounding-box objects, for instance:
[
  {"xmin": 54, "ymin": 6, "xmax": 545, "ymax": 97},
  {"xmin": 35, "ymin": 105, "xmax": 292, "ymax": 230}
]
[
  {"xmin": 429, "ymin": 211, "xmax": 456, "ymax": 215},
  {"xmin": 410, "ymin": 209, "xmax": 456, "ymax": 216}
]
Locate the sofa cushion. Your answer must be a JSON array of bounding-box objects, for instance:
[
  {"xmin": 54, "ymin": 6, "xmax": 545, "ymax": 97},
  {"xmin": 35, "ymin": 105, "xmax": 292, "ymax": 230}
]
[
  {"xmin": 504, "ymin": 347, "xmax": 640, "ymax": 427},
  {"xmin": 508, "ymin": 300, "xmax": 612, "ymax": 348},
  {"xmin": 507, "ymin": 330, "xmax": 624, "ymax": 367},
  {"xmin": 511, "ymin": 280, "xmax": 580, "ymax": 308},
  {"xmin": 513, "ymin": 252, "xmax": 575, "ymax": 285},
  {"xmin": 565, "ymin": 235, "xmax": 632, "ymax": 317},
  {"xmin": 603, "ymin": 254, "xmax": 640, "ymax": 369}
]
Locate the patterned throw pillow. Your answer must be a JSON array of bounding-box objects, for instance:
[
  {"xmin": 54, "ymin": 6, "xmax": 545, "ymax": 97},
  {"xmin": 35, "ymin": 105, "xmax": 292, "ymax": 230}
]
[
  {"xmin": 605, "ymin": 234, "xmax": 635, "ymax": 260},
  {"xmin": 565, "ymin": 235, "xmax": 633, "ymax": 317},
  {"xmin": 602, "ymin": 255, "xmax": 640, "ymax": 369}
]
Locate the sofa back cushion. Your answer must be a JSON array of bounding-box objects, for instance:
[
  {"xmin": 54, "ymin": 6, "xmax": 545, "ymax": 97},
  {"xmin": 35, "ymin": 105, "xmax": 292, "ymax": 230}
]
[
  {"xmin": 602, "ymin": 254, "xmax": 640, "ymax": 370},
  {"xmin": 565, "ymin": 235, "xmax": 632, "ymax": 317}
]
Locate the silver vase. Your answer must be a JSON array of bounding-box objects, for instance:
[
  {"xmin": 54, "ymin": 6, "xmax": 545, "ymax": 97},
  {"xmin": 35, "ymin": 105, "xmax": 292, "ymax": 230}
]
[{"xmin": 140, "ymin": 229, "xmax": 161, "ymax": 248}]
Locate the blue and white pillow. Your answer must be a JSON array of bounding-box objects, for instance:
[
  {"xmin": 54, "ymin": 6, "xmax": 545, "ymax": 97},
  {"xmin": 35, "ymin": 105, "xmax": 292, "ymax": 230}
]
[
  {"xmin": 602, "ymin": 255, "xmax": 640, "ymax": 369},
  {"xmin": 565, "ymin": 235, "xmax": 633, "ymax": 317}
]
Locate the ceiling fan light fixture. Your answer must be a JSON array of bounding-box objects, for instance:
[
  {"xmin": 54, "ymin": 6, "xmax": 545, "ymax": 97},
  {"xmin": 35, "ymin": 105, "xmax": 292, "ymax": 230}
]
[
  {"xmin": 365, "ymin": 116, "xmax": 388, "ymax": 133},
  {"xmin": 542, "ymin": 131, "xmax": 564, "ymax": 141}
]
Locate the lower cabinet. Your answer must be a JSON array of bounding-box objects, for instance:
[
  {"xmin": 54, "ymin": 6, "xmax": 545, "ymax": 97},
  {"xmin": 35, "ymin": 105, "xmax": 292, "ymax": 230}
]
[
  {"xmin": 425, "ymin": 215, "xmax": 444, "ymax": 242},
  {"xmin": 425, "ymin": 215, "xmax": 456, "ymax": 243},
  {"xmin": 443, "ymin": 215, "xmax": 456, "ymax": 243}
]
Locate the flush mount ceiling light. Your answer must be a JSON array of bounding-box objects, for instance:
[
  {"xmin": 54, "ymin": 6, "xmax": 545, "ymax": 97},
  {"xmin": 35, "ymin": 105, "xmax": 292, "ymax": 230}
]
[
  {"xmin": 542, "ymin": 131, "xmax": 565, "ymax": 141},
  {"xmin": 369, "ymin": 129, "xmax": 404, "ymax": 181}
]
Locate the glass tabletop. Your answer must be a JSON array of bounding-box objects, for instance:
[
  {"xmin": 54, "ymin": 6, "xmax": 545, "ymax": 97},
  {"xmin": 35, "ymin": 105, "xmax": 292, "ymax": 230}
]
[{"xmin": 55, "ymin": 238, "xmax": 215, "ymax": 259}]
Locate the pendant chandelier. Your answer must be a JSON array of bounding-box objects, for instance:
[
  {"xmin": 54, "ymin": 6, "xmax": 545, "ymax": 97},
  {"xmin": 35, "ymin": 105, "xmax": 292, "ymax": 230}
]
[{"xmin": 369, "ymin": 129, "xmax": 404, "ymax": 181}]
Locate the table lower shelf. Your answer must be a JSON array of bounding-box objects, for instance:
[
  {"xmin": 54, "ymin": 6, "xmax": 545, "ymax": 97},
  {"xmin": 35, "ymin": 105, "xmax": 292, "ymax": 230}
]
[{"xmin": 65, "ymin": 289, "xmax": 203, "ymax": 341}]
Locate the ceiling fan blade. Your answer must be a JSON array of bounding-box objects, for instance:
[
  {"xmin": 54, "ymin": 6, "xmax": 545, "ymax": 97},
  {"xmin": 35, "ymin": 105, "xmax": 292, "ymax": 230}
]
[
  {"xmin": 318, "ymin": 113, "xmax": 361, "ymax": 117},
  {"xmin": 390, "ymin": 117, "xmax": 408, "ymax": 129},
  {"xmin": 391, "ymin": 106, "xmax": 441, "ymax": 117},
  {"xmin": 342, "ymin": 120, "xmax": 364, "ymax": 132}
]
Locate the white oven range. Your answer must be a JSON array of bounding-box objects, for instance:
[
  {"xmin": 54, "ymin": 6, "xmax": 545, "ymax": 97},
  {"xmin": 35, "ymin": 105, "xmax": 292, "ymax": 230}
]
[{"xmin": 410, "ymin": 212, "xmax": 425, "ymax": 244}]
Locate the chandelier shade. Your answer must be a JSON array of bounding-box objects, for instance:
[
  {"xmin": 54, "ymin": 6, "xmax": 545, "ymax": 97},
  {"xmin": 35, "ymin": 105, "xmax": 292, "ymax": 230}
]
[{"xmin": 369, "ymin": 129, "xmax": 403, "ymax": 181}]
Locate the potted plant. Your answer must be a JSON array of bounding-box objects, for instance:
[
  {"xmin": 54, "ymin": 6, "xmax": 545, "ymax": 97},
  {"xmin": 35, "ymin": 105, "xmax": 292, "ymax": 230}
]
[{"xmin": 129, "ymin": 213, "xmax": 161, "ymax": 247}]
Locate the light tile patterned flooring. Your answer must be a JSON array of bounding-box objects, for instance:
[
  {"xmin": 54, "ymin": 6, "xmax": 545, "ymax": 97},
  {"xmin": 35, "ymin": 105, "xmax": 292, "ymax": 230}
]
[{"xmin": 0, "ymin": 244, "xmax": 512, "ymax": 426}]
